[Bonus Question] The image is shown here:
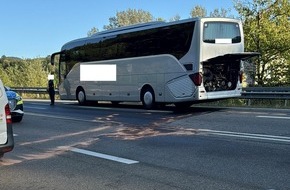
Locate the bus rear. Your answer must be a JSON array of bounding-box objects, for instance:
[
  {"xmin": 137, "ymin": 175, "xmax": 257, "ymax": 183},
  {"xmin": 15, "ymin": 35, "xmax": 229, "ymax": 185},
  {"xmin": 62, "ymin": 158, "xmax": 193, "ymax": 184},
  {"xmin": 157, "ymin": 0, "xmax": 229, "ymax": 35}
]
[{"xmin": 197, "ymin": 18, "xmax": 258, "ymax": 101}]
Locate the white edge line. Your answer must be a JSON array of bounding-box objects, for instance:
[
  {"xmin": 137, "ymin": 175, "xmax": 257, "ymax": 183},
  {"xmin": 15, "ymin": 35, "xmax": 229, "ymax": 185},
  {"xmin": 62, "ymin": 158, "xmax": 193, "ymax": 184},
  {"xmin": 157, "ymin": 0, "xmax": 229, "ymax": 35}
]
[
  {"xmin": 26, "ymin": 112, "xmax": 97, "ymax": 123},
  {"xmin": 25, "ymin": 106, "xmax": 47, "ymax": 110},
  {"xmin": 199, "ymin": 129, "xmax": 290, "ymax": 139},
  {"xmin": 71, "ymin": 148, "xmax": 139, "ymax": 165},
  {"xmin": 207, "ymin": 133, "xmax": 290, "ymax": 143},
  {"xmin": 199, "ymin": 129, "xmax": 290, "ymax": 143},
  {"xmin": 257, "ymin": 115, "xmax": 290, "ymax": 120}
]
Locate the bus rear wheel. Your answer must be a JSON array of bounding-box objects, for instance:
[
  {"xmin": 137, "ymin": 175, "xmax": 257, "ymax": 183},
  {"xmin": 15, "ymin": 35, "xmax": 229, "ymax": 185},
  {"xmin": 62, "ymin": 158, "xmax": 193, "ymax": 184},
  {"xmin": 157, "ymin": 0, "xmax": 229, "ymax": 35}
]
[
  {"xmin": 141, "ymin": 88, "xmax": 155, "ymax": 109},
  {"xmin": 77, "ymin": 88, "xmax": 86, "ymax": 105}
]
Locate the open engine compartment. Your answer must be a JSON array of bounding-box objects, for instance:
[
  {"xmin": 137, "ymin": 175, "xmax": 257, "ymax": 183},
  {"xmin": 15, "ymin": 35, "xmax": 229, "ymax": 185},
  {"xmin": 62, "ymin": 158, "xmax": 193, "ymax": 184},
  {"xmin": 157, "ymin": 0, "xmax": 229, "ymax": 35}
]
[{"xmin": 202, "ymin": 57, "xmax": 241, "ymax": 92}]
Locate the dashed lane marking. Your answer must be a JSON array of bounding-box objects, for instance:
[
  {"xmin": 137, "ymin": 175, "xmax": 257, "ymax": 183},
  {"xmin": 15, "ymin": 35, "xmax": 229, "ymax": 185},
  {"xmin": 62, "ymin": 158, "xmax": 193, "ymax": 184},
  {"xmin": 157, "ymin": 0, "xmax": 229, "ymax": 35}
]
[{"xmin": 71, "ymin": 148, "xmax": 139, "ymax": 165}]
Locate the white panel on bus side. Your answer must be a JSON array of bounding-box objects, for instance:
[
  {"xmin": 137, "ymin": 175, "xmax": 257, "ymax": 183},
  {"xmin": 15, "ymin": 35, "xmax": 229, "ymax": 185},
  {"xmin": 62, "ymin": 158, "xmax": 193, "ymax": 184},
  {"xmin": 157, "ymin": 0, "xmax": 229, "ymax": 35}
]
[{"xmin": 166, "ymin": 76, "xmax": 195, "ymax": 98}]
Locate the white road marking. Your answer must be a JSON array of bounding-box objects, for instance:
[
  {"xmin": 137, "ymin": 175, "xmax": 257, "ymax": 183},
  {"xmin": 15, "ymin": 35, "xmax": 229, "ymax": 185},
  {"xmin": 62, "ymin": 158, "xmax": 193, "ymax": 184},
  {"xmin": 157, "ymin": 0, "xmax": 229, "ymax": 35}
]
[
  {"xmin": 199, "ymin": 129, "xmax": 290, "ymax": 143},
  {"xmin": 257, "ymin": 115, "xmax": 290, "ymax": 120},
  {"xmin": 25, "ymin": 112, "xmax": 101, "ymax": 123},
  {"xmin": 25, "ymin": 106, "xmax": 47, "ymax": 110},
  {"xmin": 71, "ymin": 148, "xmax": 139, "ymax": 164}
]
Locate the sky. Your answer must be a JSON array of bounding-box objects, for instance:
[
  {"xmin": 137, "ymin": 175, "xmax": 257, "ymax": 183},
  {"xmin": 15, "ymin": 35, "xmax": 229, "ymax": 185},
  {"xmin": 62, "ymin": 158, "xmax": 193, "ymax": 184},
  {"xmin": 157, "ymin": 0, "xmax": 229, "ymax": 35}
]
[{"xmin": 0, "ymin": 0, "xmax": 238, "ymax": 59}]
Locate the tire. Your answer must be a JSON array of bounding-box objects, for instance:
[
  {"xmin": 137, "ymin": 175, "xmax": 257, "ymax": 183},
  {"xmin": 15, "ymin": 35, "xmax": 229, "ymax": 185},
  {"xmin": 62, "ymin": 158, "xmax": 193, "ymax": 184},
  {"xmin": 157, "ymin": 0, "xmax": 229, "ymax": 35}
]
[
  {"xmin": 141, "ymin": 88, "xmax": 155, "ymax": 109},
  {"xmin": 77, "ymin": 89, "xmax": 86, "ymax": 105},
  {"xmin": 12, "ymin": 116, "xmax": 23, "ymax": 123}
]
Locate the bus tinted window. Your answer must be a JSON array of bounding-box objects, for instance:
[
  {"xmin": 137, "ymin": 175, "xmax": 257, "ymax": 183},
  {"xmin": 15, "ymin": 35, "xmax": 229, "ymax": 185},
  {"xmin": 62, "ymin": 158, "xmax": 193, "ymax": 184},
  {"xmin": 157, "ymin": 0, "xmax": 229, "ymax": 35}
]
[
  {"xmin": 203, "ymin": 22, "xmax": 241, "ymax": 43},
  {"xmin": 65, "ymin": 21, "xmax": 195, "ymax": 63}
]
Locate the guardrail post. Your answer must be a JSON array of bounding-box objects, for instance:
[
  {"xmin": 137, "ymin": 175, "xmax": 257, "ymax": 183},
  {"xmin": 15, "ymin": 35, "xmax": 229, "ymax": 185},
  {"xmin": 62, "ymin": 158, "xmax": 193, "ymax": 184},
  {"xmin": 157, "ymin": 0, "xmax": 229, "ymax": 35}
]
[{"xmin": 247, "ymin": 99, "xmax": 251, "ymax": 106}]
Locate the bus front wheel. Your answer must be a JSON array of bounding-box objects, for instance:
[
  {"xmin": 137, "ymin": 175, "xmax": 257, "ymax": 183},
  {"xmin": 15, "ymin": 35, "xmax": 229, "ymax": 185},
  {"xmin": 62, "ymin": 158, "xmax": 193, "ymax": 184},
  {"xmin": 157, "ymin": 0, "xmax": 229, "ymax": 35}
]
[
  {"xmin": 141, "ymin": 88, "xmax": 155, "ymax": 109},
  {"xmin": 77, "ymin": 88, "xmax": 86, "ymax": 105}
]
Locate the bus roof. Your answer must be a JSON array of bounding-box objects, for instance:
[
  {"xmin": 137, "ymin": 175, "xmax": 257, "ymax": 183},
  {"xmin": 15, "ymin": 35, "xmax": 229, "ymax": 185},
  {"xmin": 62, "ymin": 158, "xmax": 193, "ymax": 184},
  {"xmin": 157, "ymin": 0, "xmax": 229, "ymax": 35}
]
[
  {"xmin": 92, "ymin": 21, "xmax": 165, "ymax": 36},
  {"xmin": 61, "ymin": 17, "xmax": 240, "ymax": 51},
  {"xmin": 90, "ymin": 17, "xmax": 239, "ymax": 38}
]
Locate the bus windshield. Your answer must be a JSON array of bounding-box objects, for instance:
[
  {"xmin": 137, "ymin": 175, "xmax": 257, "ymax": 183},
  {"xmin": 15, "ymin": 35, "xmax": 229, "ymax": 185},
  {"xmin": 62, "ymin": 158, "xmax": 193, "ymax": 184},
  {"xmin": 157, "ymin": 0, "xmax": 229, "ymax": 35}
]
[{"xmin": 203, "ymin": 22, "xmax": 241, "ymax": 44}]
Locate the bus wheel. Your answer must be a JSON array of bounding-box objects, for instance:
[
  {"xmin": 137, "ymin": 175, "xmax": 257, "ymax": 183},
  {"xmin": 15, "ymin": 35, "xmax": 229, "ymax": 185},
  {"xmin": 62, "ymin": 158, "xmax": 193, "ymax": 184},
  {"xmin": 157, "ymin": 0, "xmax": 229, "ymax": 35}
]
[
  {"xmin": 77, "ymin": 89, "xmax": 86, "ymax": 105},
  {"xmin": 141, "ymin": 88, "xmax": 155, "ymax": 109}
]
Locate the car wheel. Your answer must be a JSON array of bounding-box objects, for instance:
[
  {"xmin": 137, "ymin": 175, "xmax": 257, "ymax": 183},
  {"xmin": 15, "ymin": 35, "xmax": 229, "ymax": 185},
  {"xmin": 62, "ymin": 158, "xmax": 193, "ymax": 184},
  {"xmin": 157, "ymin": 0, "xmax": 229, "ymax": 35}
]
[{"xmin": 12, "ymin": 116, "xmax": 23, "ymax": 123}]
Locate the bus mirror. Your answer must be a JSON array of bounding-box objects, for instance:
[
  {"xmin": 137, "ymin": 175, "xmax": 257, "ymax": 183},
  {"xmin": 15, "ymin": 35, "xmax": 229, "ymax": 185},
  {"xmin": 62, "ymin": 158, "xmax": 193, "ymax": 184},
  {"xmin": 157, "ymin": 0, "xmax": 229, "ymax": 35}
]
[
  {"xmin": 51, "ymin": 52, "xmax": 62, "ymax": 65},
  {"xmin": 51, "ymin": 53, "xmax": 56, "ymax": 65}
]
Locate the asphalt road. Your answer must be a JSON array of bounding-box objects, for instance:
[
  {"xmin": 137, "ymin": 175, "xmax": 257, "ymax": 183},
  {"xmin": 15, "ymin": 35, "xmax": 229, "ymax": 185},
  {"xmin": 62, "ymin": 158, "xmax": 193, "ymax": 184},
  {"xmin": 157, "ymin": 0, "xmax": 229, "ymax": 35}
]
[{"xmin": 1, "ymin": 100, "xmax": 290, "ymax": 190}]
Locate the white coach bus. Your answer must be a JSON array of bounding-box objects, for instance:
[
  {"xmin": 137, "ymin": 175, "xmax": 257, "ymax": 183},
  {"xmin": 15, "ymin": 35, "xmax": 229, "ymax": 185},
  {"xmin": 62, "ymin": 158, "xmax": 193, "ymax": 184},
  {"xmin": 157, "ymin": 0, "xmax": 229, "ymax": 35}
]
[{"xmin": 51, "ymin": 17, "xmax": 258, "ymax": 109}]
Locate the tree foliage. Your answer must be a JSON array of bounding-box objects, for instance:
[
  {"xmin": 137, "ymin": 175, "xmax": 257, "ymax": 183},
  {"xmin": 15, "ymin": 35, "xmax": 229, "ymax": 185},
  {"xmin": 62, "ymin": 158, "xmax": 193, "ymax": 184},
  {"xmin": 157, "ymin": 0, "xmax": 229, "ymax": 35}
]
[
  {"xmin": 210, "ymin": 8, "xmax": 234, "ymax": 18},
  {"xmin": 190, "ymin": 5, "xmax": 207, "ymax": 17},
  {"xmin": 103, "ymin": 8, "xmax": 154, "ymax": 30},
  {"xmin": 0, "ymin": 56, "xmax": 50, "ymax": 87},
  {"xmin": 190, "ymin": 6, "xmax": 233, "ymax": 18},
  {"xmin": 235, "ymin": 0, "xmax": 290, "ymax": 86},
  {"xmin": 169, "ymin": 14, "xmax": 181, "ymax": 22},
  {"xmin": 87, "ymin": 27, "xmax": 99, "ymax": 37}
]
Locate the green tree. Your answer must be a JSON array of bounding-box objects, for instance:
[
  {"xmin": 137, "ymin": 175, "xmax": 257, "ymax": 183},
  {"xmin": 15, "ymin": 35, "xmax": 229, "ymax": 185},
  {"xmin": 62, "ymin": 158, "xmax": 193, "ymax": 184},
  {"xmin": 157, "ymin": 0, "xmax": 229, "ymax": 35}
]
[
  {"xmin": 210, "ymin": 8, "xmax": 234, "ymax": 18},
  {"xmin": 0, "ymin": 57, "xmax": 49, "ymax": 87},
  {"xmin": 190, "ymin": 5, "xmax": 233, "ymax": 18},
  {"xmin": 169, "ymin": 14, "xmax": 181, "ymax": 22},
  {"xmin": 0, "ymin": 65, "xmax": 12, "ymax": 86},
  {"xmin": 235, "ymin": 0, "xmax": 290, "ymax": 86},
  {"xmin": 87, "ymin": 27, "xmax": 99, "ymax": 37},
  {"xmin": 103, "ymin": 8, "xmax": 154, "ymax": 30},
  {"xmin": 20, "ymin": 59, "xmax": 49, "ymax": 87},
  {"xmin": 190, "ymin": 5, "xmax": 207, "ymax": 17},
  {"xmin": 0, "ymin": 57, "xmax": 21, "ymax": 86}
]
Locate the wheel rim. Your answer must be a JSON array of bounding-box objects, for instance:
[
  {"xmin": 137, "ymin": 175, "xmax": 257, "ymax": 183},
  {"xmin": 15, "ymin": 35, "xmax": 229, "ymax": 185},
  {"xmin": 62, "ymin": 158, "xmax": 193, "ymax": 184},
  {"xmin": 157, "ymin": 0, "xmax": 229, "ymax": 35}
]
[
  {"xmin": 143, "ymin": 91, "xmax": 153, "ymax": 107},
  {"xmin": 78, "ymin": 90, "xmax": 85, "ymax": 103}
]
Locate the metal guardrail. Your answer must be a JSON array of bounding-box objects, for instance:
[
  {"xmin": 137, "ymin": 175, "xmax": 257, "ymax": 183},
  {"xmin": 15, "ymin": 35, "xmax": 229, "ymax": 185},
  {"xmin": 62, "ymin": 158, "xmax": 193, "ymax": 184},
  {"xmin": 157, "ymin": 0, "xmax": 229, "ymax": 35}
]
[
  {"xmin": 241, "ymin": 87, "xmax": 290, "ymax": 99},
  {"xmin": 241, "ymin": 87, "xmax": 290, "ymax": 106},
  {"xmin": 10, "ymin": 87, "xmax": 59, "ymax": 94},
  {"xmin": 11, "ymin": 86, "xmax": 290, "ymax": 98},
  {"xmin": 241, "ymin": 87, "xmax": 290, "ymax": 107},
  {"xmin": 10, "ymin": 86, "xmax": 290, "ymax": 106}
]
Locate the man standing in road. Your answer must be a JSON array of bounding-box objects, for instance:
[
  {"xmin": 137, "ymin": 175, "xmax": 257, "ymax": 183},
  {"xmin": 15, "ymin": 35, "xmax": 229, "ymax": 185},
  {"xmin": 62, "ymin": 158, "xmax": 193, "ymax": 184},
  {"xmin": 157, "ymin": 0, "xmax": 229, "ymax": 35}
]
[{"xmin": 47, "ymin": 79, "xmax": 55, "ymax": 105}]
